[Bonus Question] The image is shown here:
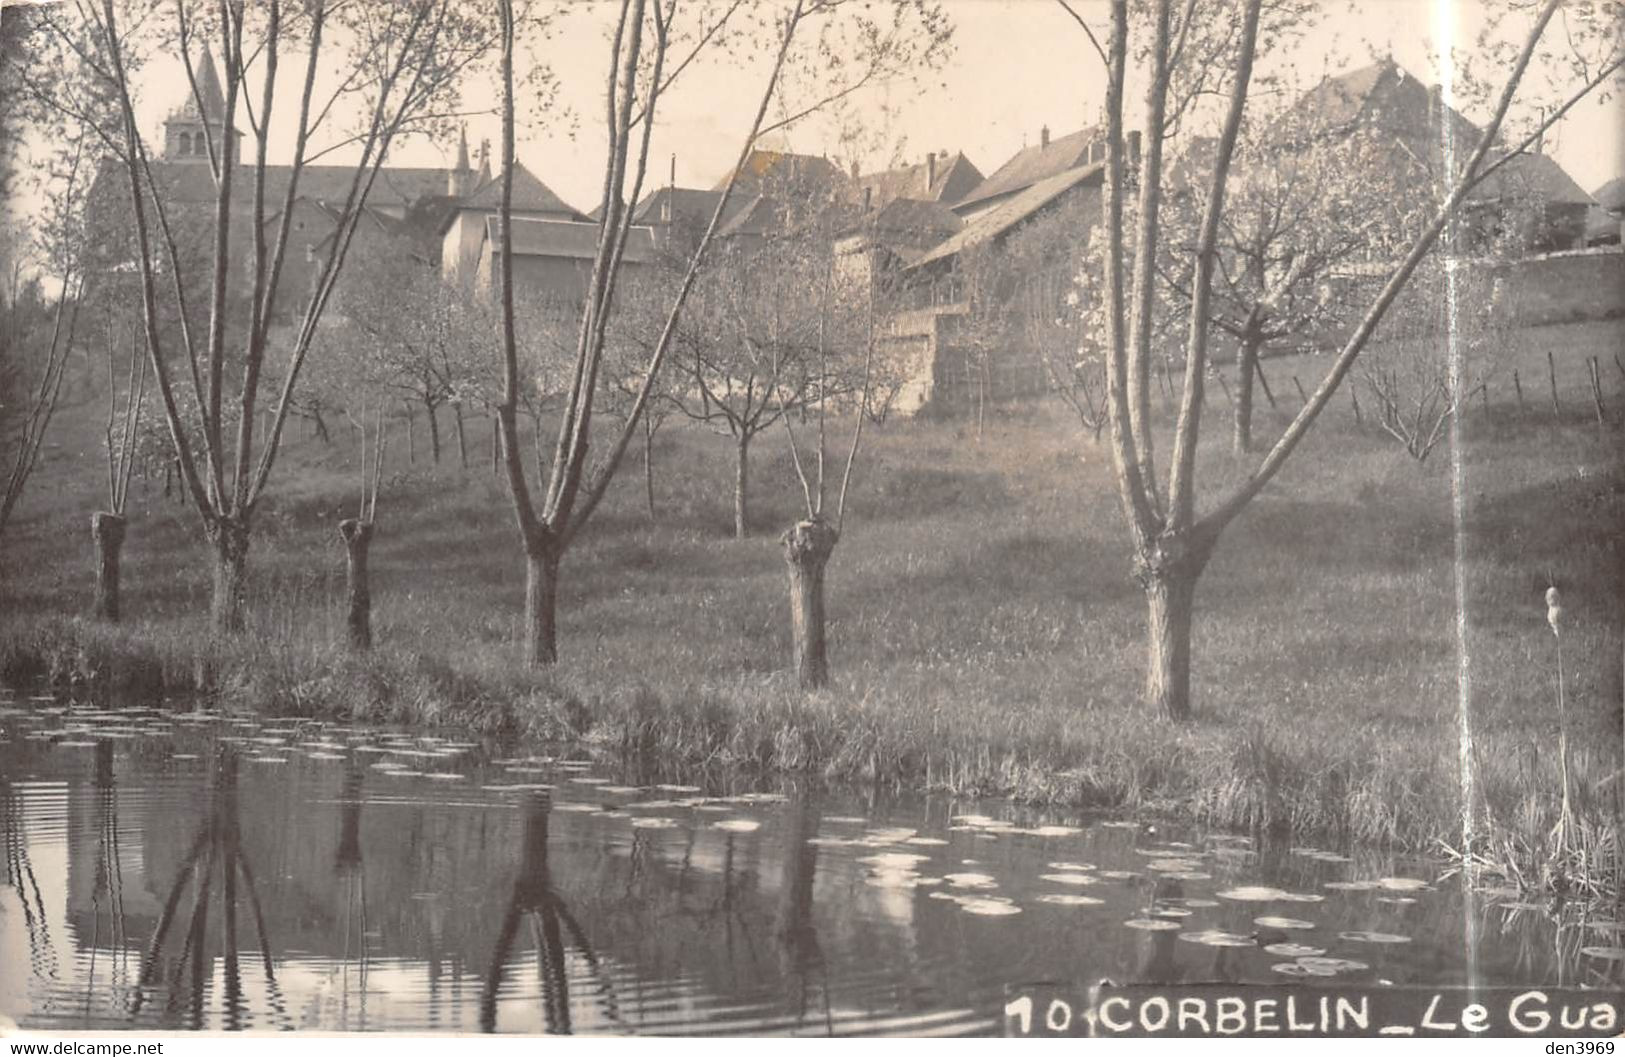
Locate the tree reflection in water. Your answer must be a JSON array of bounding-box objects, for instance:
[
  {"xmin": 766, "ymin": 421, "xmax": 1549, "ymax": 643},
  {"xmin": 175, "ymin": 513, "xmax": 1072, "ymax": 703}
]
[
  {"xmin": 85, "ymin": 741, "xmax": 132, "ymax": 1014},
  {"xmin": 2, "ymin": 772, "xmax": 57, "ymax": 983},
  {"xmin": 128, "ymin": 749, "xmax": 286, "ymax": 1030},
  {"xmin": 334, "ymin": 760, "xmax": 370, "ymax": 1027},
  {"xmin": 479, "ymin": 792, "xmax": 614, "ymax": 1034},
  {"xmin": 775, "ymin": 784, "xmax": 830, "ymax": 1033}
]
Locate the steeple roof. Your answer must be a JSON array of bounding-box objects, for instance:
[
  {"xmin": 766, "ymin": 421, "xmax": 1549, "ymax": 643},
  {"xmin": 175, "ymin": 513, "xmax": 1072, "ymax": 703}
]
[{"xmin": 177, "ymin": 44, "xmax": 228, "ymax": 124}]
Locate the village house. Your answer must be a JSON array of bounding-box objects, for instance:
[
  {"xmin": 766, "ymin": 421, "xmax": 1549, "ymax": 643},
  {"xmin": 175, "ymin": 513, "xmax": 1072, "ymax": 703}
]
[{"xmin": 852, "ymin": 150, "xmax": 984, "ymax": 213}]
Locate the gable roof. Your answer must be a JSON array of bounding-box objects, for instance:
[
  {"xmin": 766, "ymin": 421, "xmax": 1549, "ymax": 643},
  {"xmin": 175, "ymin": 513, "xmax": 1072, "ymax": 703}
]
[
  {"xmin": 138, "ymin": 160, "xmax": 454, "ymax": 212},
  {"xmin": 857, "ymin": 152, "xmax": 984, "ymax": 208},
  {"xmin": 712, "ymin": 149, "xmax": 849, "ymax": 199},
  {"xmin": 1470, "ymin": 151, "xmax": 1593, "ymax": 208},
  {"xmin": 910, "ymin": 163, "xmax": 1100, "ymax": 270},
  {"xmin": 457, "ymin": 163, "xmax": 584, "ymax": 217},
  {"xmin": 952, "ymin": 127, "xmax": 1101, "ymax": 213},
  {"xmin": 1593, "ymin": 176, "xmax": 1625, "ymax": 214},
  {"xmin": 482, "ymin": 215, "xmax": 656, "ymax": 263}
]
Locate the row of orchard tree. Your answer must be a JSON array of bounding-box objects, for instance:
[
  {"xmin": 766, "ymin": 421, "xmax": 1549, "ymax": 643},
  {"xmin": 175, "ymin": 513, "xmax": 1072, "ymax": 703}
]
[{"xmin": 1, "ymin": 0, "xmax": 1619, "ymax": 713}]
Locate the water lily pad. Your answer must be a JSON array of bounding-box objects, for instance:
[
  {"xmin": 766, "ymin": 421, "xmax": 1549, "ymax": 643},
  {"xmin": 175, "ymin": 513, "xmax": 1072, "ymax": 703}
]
[
  {"xmin": 1265, "ymin": 943, "xmax": 1327, "ymax": 958},
  {"xmin": 1255, "ymin": 916, "xmax": 1316, "ymax": 930},
  {"xmin": 1338, "ymin": 930, "xmax": 1412, "ymax": 944},
  {"xmin": 1580, "ymin": 946, "xmax": 1625, "ymax": 961},
  {"xmin": 1041, "ymin": 873, "xmax": 1099, "ymax": 886},
  {"xmin": 54, "ymin": 741, "xmax": 98, "ymax": 748},
  {"xmin": 1376, "ymin": 896, "xmax": 1417, "ymax": 905},
  {"xmin": 570, "ymin": 776, "xmax": 610, "ymax": 785},
  {"xmin": 1148, "ymin": 905, "xmax": 1192, "ymax": 918},
  {"xmin": 1179, "ymin": 929, "xmax": 1255, "ymax": 947},
  {"xmin": 1047, "ymin": 862, "xmax": 1094, "ymax": 871},
  {"xmin": 1038, "ymin": 893, "xmax": 1105, "ymax": 906},
  {"xmin": 865, "ymin": 873, "xmax": 924, "ymax": 890},
  {"xmin": 631, "ymin": 816, "xmax": 679, "ymax": 830},
  {"xmin": 904, "ymin": 836, "xmax": 949, "ymax": 846},
  {"xmin": 958, "ymin": 898, "xmax": 1022, "ymax": 916},
  {"xmin": 425, "ymin": 773, "xmax": 463, "ymax": 782},
  {"xmin": 714, "ymin": 819, "xmax": 761, "ymax": 833},
  {"xmin": 1273, "ymin": 962, "xmax": 1338, "ymax": 977},
  {"xmin": 1147, "ymin": 859, "xmax": 1203, "ymax": 872},
  {"xmin": 1324, "ymin": 880, "xmax": 1379, "ymax": 891},
  {"xmin": 864, "ymin": 828, "xmax": 918, "ymax": 843},
  {"xmin": 1296, "ymin": 956, "xmax": 1369, "ymax": 973},
  {"xmin": 1027, "ymin": 825, "xmax": 1083, "ymax": 838},
  {"xmin": 1164, "ymin": 871, "xmax": 1213, "ymax": 881},
  {"xmin": 1100, "ymin": 820, "xmax": 1142, "ymax": 829},
  {"xmin": 944, "ymin": 872, "xmax": 999, "ymax": 889},
  {"xmin": 1218, "ymin": 886, "xmax": 1319, "ymax": 903},
  {"xmin": 551, "ymin": 802, "xmax": 602, "ymax": 813},
  {"xmin": 306, "ymin": 752, "xmax": 346, "ymax": 761},
  {"xmin": 1376, "ymin": 877, "xmax": 1429, "ymax": 891},
  {"xmin": 1124, "ymin": 918, "xmax": 1183, "ymax": 931},
  {"xmin": 1097, "ymin": 870, "xmax": 1141, "ymax": 880},
  {"xmin": 860, "ymin": 852, "xmax": 932, "ymax": 868},
  {"xmin": 823, "ymin": 815, "xmax": 867, "ymax": 825},
  {"xmin": 655, "ymin": 784, "xmax": 700, "ymax": 793},
  {"xmin": 248, "ymin": 756, "xmax": 289, "ymax": 764}
]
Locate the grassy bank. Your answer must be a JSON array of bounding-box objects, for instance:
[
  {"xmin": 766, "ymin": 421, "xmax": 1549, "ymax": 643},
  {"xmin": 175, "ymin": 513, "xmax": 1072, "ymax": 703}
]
[{"xmin": 2, "ymin": 319, "xmax": 1621, "ymax": 888}]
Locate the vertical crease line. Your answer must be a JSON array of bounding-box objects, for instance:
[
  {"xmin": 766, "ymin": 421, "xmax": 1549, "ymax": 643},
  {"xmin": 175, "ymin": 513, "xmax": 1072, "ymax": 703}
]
[{"xmin": 1434, "ymin": 0, "xmax": 1479, "ymax": 997}]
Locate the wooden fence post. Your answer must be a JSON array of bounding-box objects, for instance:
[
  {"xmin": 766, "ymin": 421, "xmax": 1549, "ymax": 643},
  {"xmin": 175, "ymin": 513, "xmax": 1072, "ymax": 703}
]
[
  {"xmin": 1548, "ymin": 350, "xmax": 1561, "ymax": 415},
  {"xmin": 1292, "ymin": 375, "xmax": 1309, "ymax": 405},
  {"xmin": 1589, "ymin": 356, "xmax": 1607, "ymax": 427},
  {"xmin": 1512, "ymin": 368, "xmax": 1524, "ymax": 410}
]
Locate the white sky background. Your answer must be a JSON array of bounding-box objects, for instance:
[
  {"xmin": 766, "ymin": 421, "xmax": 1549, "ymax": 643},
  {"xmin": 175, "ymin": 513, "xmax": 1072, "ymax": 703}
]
[{"xmin": 11, "ymin": 0, "xmax": 1625, "ymax": 220}]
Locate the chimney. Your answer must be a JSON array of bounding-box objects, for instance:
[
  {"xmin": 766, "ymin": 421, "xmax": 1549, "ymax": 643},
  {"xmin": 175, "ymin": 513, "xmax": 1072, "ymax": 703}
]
[
  {"xmin": 926, "ymin": 151, "xmax": 937, "ymax": 189},
  {"xmin": 475, "ymin": 138, "xmax": 491, "ymax": 185},
  {"xmin": 862, "ymin": 186, "xmax": 872, "ymax": 212},
  {"xmin": 1040, "ymin": 125, "xmax": 1050, "ymax": 148},
  {"xmin": 663, "ymin": 153, "xmax": 675, "ymax": 223}
]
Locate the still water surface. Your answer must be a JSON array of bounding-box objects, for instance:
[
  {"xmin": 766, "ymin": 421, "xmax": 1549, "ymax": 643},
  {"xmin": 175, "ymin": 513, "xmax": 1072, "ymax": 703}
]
[{"xmin": 1, "ymin": 694, "xmax": 1616, "ymax": 1034}]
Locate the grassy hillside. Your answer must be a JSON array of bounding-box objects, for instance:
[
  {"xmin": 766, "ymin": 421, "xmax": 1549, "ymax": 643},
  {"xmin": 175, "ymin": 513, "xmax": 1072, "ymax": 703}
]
[{"xmin": 2, "ymin": 317, "xmax": 1621, "ymax": 878}]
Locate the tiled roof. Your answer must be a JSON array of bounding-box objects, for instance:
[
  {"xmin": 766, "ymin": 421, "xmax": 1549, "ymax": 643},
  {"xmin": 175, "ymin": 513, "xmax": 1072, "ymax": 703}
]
[
  {"xmin": 910, "ymin": 163, "xmax": 1100, "ymax": 270},
  {"xmin": 952, "ymin": 127, "xmax": 1100, "ymax": 212},
  {"xmin": 458, "ymin": 163, "xmax": 584, "ymax": 217},
  {"xmin": 856, "ymin": 152, "xmax": 984, "ymax": 208},
  {"xmin": 844, "ymin": 196, "xmax": 963, "ymax": 244},
  {"xmin": 483, "ymin": 215, "xmax": 656, "ymax": 263},
  {"xmin": 711, "ymin": 149, "xmax": 849, "ymax": 199},
  {"xmin": 1470, "ymin": 152, "xmax": 1593, "ymax": 208},
  {"xmin": 1592, "ymin": 176, "xmax": 1625, "ymax": 213}
]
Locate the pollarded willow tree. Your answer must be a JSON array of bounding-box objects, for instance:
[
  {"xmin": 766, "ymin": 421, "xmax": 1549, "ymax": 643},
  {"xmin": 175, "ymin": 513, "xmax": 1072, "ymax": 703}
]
[
  {"xmin": 13, "ymin": 0, "xmax": 497, "ymax": 633},
  {"xmin": 492, "ymin": 0, "xmax": 951, "ymax": 666},
  {"xmin": 1075, "ymin": 0, "xmax": 1623, "ymax": 719}
]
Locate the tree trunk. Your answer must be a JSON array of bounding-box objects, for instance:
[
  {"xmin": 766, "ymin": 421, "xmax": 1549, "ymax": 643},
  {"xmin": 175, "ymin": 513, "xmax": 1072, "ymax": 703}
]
[
  {"xmin": 1138, "ymin": 537, "xmax": 1212, "ymax": 722},
  {"xmin": 524, "ymin": 547, "xmax": 560, "ymax": 667},
  {"xmin": 207, "ymin": 517, "xmax": 251, "ymax": 634},
  {"xmin": 643, "ymin": 416, "xmax": 657, "ymax": 521},
  {"xmin": 338, "ymin": 518, "xmax": 374, "ymax": 651},
  {"xmin": 1234, "ymin": 333, "xmax": 1261, "ymax": 454},
  {"xmin": 733, "ymin": 433, "xmax": 751, "ymax": 539},
  {"xmin": 426, "ymin": 402, "xmax": 442, "ymax": 463},
  {"xmin": 454, "ymin": 404, "xmax": 469, "ymax": 471},
  {"xmin": 782, "ymin": 518, "xmax": 839, "ymax": 690},
  {"xmin": 405, "ymin": 404, "xmax": 416, "ymax": 464},
  {"xmin": 90, "ymin": 511, "xmax": 127, "ymax": 622}
]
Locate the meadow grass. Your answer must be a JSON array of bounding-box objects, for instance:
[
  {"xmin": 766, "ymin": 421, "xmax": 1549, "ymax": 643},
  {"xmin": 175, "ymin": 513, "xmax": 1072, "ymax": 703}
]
[{"xmin": 2, "ymin": 318, "xmax": 1620, "ymax": 888}]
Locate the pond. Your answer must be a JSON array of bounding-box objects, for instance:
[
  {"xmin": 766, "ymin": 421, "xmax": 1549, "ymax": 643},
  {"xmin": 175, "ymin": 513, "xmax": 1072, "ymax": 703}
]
[{"xmin": 1, "ymin": 693, "xmax": 1618, "ymax": 1035}]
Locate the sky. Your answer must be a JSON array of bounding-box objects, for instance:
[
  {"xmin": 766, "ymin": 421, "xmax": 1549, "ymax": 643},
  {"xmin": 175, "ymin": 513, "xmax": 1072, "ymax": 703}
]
[{"xmin": 12, "ymin": 0, "xmax": 1625, "ymax": 220}]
